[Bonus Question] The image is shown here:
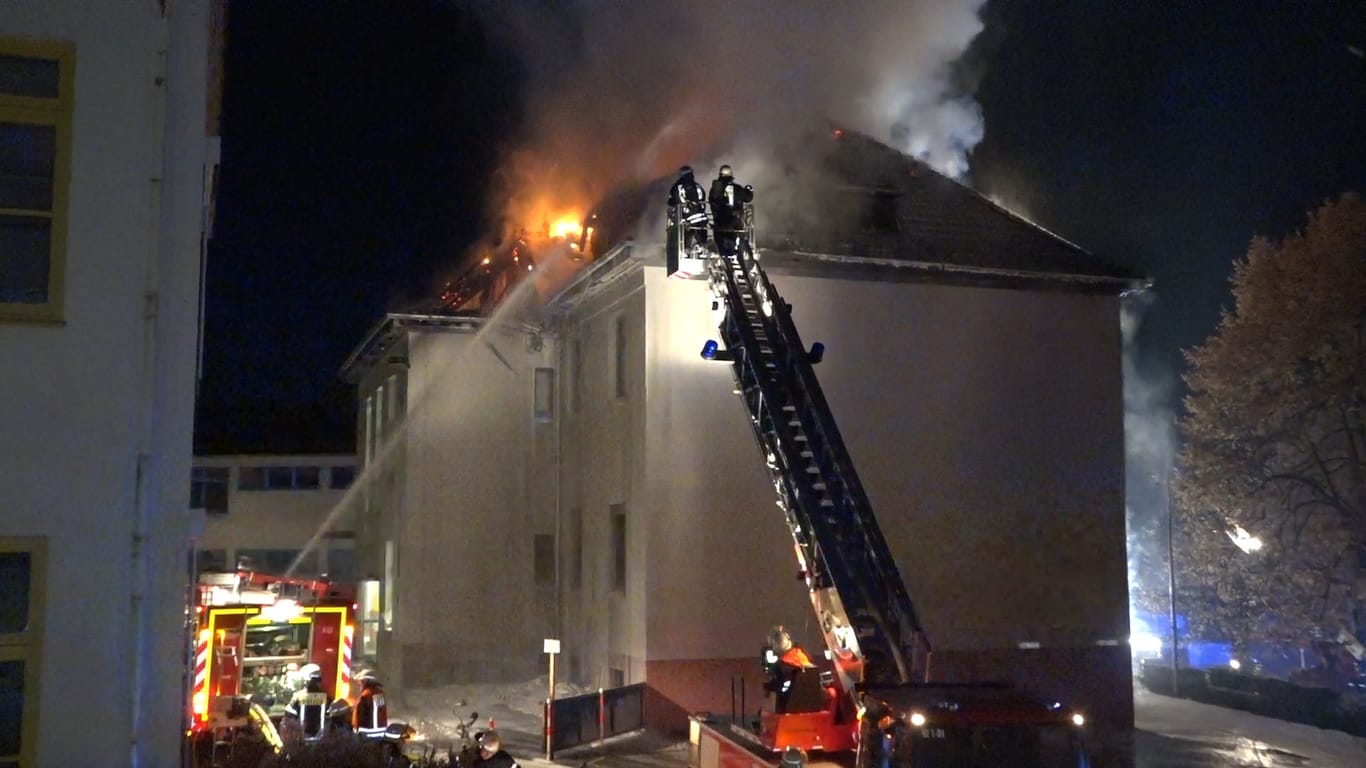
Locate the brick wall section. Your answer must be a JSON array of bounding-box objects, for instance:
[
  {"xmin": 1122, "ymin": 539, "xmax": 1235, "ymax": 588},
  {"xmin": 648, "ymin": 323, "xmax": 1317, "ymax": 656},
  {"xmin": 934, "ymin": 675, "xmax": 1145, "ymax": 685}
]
[{"xmin": 645, "ymin": 657, "xmax": 769, "ymax": 736}]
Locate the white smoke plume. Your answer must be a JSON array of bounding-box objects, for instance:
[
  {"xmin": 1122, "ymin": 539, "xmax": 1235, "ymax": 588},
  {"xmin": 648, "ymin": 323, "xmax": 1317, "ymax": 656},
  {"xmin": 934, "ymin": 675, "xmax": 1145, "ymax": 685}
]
[
  {"xmin": 1122, "ymin": 291, "xmax": 1179, "ymax": 622},
  {"xmin": 470, "ymin": 0, "xmax": 989, "ymax": 243},
  {"xmin": 1122, "ymin": 293, "xmax": 1176, "ymax": 478}
]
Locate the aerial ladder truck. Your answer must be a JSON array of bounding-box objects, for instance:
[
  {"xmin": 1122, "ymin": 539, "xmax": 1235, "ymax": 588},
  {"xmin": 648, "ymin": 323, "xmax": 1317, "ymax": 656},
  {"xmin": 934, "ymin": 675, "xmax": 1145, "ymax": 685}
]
[{"xmin": 669, "ymin": 203, "xmax": 1093, "ymax": 768}]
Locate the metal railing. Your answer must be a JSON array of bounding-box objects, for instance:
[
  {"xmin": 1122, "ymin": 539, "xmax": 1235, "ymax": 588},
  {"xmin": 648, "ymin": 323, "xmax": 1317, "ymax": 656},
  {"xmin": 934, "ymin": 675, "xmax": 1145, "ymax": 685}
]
[{"xmin": 544, "ymin": 683, "xmax": 645, "ymax": 757}]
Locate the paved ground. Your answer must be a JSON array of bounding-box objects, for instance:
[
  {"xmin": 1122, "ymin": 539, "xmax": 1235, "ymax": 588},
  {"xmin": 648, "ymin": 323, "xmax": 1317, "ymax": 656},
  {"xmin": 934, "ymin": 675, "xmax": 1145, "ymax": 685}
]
[{"xmin": 394, "ymin": 682, "xmax": 1366, "ymax": 768}]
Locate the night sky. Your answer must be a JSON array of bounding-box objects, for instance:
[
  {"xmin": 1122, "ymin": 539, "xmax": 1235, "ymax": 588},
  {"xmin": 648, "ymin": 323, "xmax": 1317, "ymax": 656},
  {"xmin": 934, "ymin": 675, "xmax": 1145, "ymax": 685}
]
[{"xmin": 196, "ymin": 1, "xmax": 1366, "ymax": 454}]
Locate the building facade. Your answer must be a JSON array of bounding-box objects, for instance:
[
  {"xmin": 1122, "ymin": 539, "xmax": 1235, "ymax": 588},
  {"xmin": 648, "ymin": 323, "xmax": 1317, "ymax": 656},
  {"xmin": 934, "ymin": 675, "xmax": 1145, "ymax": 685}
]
[
  {"xmin": 343, "ymin": 313, "xmax": 561, "ymax": 683},
  {"xmin": 190, "ymin": 454, "xmax": 358, "ymax": 580},
  {"xmin": 0, "ymin": 2, "xmax": 217, "ymax": 765},
  {"xmin": 345, "ymin": 134, "xmax": 1143, "ymax": 747}
]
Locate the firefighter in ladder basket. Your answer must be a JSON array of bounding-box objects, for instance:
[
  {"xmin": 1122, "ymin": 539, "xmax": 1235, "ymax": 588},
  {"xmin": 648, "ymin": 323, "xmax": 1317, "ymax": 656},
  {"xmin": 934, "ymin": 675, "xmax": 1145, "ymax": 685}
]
[
  {"xmin": 708, "ymin": 164, "xmax": 753, "ymax": 258},
  {"xmin": 669, "ymin": 165, "xmax": 709, "ymax": 255},
  {"xmin": 761, "ymin": 625, "xmax": 822, "ymax": 714}
]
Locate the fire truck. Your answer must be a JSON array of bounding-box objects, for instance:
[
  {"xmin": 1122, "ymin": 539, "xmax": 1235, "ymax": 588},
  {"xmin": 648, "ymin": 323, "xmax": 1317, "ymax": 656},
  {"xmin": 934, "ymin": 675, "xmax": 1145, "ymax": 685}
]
[
  {"xmin": 672, "ymin": 192, "xmax": 1093, "ymax": 767},
  {"xmin": 187, "ymin": 569, "xmax": 357, "ymax": 761}
]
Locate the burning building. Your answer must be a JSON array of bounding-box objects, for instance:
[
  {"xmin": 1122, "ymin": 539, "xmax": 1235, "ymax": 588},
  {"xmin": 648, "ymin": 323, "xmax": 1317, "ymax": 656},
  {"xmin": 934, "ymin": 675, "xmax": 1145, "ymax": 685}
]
[{"xmin": 341, "ymin": 129, "xmax": 1146, "ymax": 743}]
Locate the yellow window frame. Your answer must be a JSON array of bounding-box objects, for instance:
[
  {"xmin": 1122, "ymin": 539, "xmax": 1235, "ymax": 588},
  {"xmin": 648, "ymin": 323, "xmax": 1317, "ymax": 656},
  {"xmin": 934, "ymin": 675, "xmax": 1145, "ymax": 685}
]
[
  {"xmin": 0, "ymin": 536, "xmax": 47, "ymax": 768},
  {"xmin": 0, "ymin": 36, "xmax": 75, "ymax": 324}
]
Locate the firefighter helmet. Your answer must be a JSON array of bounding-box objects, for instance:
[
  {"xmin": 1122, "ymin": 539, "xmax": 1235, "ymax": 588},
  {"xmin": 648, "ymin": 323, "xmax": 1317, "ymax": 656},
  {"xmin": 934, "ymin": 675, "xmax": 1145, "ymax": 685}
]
[
  {"xmin": 768, "ymin": 626, "xmax": 794, "ymax": 653},
  {"xmin": 679, "ymin": 165, "xmax": 693, "ymax": 176},
  {"xmin": 781, "ymin": 746, "xmax": 807, "ymax": 768},
  {"xmin": 298, "ymin": 663, "xmax": 322, "ymax": 682},
  {"xmin": 719, "ymin": 164, "xmax": 733, "ymax": 178},
  {"xmin": 356, "ymin": 669, "xmax": 380, "ymax": 686},
  {"xmin": 478, "ymin": 729, "xmax": 501, "ymax": 753}
]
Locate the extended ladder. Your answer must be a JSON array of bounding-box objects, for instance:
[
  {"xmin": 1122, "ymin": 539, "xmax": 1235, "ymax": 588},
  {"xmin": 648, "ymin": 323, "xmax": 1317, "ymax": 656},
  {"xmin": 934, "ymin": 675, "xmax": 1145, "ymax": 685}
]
[{"xmin": 701, "ymin": 228, "xmax": 931, "ymax": 693}]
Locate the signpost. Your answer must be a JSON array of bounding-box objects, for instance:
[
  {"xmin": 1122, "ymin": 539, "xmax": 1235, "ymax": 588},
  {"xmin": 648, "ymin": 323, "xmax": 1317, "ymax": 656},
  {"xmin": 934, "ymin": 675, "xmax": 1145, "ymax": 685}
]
[{"xmin": 544, "ymin": 638, "xmax": 560, "ymax": 759}]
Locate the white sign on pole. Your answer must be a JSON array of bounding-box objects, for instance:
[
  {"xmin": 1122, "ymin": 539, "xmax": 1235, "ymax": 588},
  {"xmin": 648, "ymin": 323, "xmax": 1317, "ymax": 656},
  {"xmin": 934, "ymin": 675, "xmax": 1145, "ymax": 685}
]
[{"xmin": 544, "ymin": 638, "xmax": 560, "ymax": 654}]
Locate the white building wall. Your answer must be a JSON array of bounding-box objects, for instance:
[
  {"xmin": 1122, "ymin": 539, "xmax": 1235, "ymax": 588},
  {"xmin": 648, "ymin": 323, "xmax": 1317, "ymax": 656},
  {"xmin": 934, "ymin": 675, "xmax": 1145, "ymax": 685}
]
[
  {"xmin": 641, "ymin": 270, "xmax": 815, "ymax": 659},
  {"xmin": 348, "ymin": 247, "xmax": 1130, "ymax": 732},
  {"xmin": 556, "ymin": 269, "xmax": 649, "ymax": 687},
  {"xmin": 771, "ymin": 274, "xmax": 1128, "ymax": 651},
  {"xmin": 374, "ymin": 321, "xmax": 557, "ymax": 687},
  {"xmin": 0, "ymin": 2, "xmax": 209, "ymax": 765},
  {"xmin": 638, "ymin": 260, "xmax": 1129, "ymax": 726},
  {"xmin": 191, "ymin": 455, "xmax": 358, "ymax": 576}
]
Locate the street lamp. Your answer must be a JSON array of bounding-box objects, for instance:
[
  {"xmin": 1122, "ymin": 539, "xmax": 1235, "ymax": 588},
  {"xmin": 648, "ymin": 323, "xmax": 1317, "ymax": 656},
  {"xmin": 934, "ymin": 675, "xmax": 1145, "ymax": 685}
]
[
  {"xmin": 1227, "ymin": 525, "xmax": 1263, "ymax": 554},
  {"xmin": 1163, "ymin": 459, "xmax": 1179, "ymax": 696}
]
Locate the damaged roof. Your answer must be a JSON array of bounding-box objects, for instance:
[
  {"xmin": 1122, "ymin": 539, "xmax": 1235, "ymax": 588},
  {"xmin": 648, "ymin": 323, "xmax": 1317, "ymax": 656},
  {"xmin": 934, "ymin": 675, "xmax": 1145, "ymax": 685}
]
[
  {"xmin": 591, "ymin": 127, "xmax": 1147, "ymax": 293},
  {"xmin": 758, "ymin": 128, "xmax": 1146, "ymax": 292}
]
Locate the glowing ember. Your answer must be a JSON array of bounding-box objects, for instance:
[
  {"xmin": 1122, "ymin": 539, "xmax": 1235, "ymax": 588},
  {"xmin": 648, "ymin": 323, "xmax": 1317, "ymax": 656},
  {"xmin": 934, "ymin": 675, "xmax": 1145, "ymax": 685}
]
[{"xmin": 549, "ymin": 214, "xmax": 583, "ymax": 240}]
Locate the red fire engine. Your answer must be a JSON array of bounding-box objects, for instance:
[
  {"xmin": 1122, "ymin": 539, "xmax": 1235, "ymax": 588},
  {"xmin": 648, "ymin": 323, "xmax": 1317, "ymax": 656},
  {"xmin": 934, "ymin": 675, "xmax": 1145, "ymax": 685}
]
[{"xmin": 188, "ymin": 570, "xmax": 357, "ymax": 737}]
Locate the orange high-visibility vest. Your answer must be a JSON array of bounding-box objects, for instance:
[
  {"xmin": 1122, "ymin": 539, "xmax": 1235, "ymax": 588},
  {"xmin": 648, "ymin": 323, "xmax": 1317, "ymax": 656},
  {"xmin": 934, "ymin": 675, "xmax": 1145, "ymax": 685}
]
[{"xmin": 780, "ymin": 646, "xmax": 815, "ymax": 669}]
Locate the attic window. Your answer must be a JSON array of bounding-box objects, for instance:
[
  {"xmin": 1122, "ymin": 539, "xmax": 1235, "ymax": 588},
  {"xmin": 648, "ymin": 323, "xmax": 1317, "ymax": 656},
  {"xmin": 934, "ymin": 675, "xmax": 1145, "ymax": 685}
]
[{"xmin": 861, "ymin": 191, "xmax": 900, "ymax": 234}]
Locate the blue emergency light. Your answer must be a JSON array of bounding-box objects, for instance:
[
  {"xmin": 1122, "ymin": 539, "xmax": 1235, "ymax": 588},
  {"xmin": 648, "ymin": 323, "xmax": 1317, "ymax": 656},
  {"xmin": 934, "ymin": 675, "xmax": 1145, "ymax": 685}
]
[
  {"xmin": 808, "ymin": 342, "xmax": 825, "ymax": 364},
  {"xmin": 701, "ymin": 340, "xmax": 720, "ymax": 360}
]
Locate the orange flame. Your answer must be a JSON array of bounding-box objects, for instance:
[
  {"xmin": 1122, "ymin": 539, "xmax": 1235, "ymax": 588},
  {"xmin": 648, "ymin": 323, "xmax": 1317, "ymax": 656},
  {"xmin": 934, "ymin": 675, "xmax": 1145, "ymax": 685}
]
[{"xmin": 548, "ymin": 213, "xmax": 583, "ymax": 241}]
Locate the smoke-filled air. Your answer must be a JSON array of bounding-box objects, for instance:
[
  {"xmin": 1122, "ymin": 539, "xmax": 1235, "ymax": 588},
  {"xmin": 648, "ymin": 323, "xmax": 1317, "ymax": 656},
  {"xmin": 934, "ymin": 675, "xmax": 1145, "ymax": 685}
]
[{"xmin": 466, "ymin": 0, "xmax": 989, "ymax": 260}]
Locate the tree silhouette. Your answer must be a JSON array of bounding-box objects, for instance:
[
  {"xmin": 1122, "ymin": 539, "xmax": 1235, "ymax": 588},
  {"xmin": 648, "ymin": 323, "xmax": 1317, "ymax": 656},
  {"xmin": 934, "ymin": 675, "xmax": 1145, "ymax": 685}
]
[{"xmin": 1175, "ymin": 193, "xmax": 1366, "ymax": 651}]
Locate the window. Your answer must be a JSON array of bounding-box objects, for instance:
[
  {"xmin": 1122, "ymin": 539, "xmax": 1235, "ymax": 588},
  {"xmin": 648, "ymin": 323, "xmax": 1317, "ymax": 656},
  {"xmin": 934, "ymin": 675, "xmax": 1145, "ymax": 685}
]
[
  {"xmin": 235, "ymin": 549, "xmax": 315, "ymax": 576},
  {"xmin": 611, "ymin": 504, "xmax": 626, "ymax": 592},
  {"xmin": 534, "ymin": 367, "xmax": 555, "ymax": 422},
  {"xmin": 861, "ymin": 190, "xmax": 901, "ymax": 233},
  {"xmin": 190, "ymin": 467, "xmax": 229, "ymax": 514},
  {"xmin": 323, "ymin": 544, "xmax": 355, "ymax": 583},
  {"xmin": 533, "ymin": 534, "xmax": 555, "ymax": 585},
  {"xmin": 265, "ymin": 466, "xmax": 293, "ymax": 489},
  {"xmin": 0, "ymin": 39, "xmax": 74, "ymax": 323},
  {"xmin": 608, "ymin": 667, "xmax": 625, "ymax": 688},
  {"xmin": 293, "ymin": 466, "xmax": 320, "ymax": 489},
  {"xmin": 237, "ymin": 466, "xmax": 265, "ymax": 491},
  {"xmin": 567, "ymin": 507, "xmax": 582, "ymax": 590},
  {"xmin": 194, "ymin": 549, "xmax": 228, "ymax": 576},
  {"xmin": 383, "ymin": 540, "xmax": 396, "ymax": 629},
  {"xmin": 385, "ymin": 374, "xmax": 400, "ymax": 434},
  {"xmin": 1, "ymin": 537, "xmax": 46, "ymax": 768},
  {"xmin": 613, "ymin": 317, "xmax": 628, "ymax": 398},
  {"xmin": 329, "ymin": 465, "xmax": 356, "ymax": 489},
  {"xmin": 364, "ymin": 395, "xmax": 375, "ymax": 464},
  {"xmin": 568, "ymin": 339, "xmax": 581, "ymax": 413},
  {"xmin": 358, "ymin": 579, "xmax": 382, "ymax": 656},
  {"xmin": 375, "ymin": 384, "xmax": 386, "ymax": 443},
  {"xmin": 238, "ymin": 466, "xmax": 322, "ymax": 491}
]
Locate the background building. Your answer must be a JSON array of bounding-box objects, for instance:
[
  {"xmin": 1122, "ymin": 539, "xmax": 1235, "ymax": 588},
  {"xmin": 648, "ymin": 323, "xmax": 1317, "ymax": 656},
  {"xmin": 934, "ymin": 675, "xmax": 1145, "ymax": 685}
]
[
  {"xmin": 0, "ymin": 1, "xmax": 218, "ymax": 765},
  {"xmin": 190, "ymin": 454, "xmax": 358, "ymax": 580},
  {"xmin": 342, "ymin": 312, "xmax": 560, "ymax": 678},
  {"xmin": 344, "ymin": 132, "xmax": 1144, "ymax": 742}
]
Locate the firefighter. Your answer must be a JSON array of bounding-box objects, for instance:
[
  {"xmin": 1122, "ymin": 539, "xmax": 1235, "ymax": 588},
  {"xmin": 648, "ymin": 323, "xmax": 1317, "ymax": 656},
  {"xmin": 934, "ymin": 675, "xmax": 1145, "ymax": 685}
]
[
  {"xmin": 762, "ymin": 625, "xmax": 817, "ymax": 714},
  {"xmin": 708, "ymin": 164, "xmax": 753, "ymax": 258},
  {"xmin": 668, "ymin": 165, "xmax": 709, "ymax": 253},
  {"xmin": 472, "ymin": 729, "xmax": 520, "ymax": 768},
  {"xmin": 352, "ymin": 670, "xmax": 388, "ymax": 735},
  {"xmin": 282, "ymin": 663, "xmax": 329, "ymax": 742}
]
